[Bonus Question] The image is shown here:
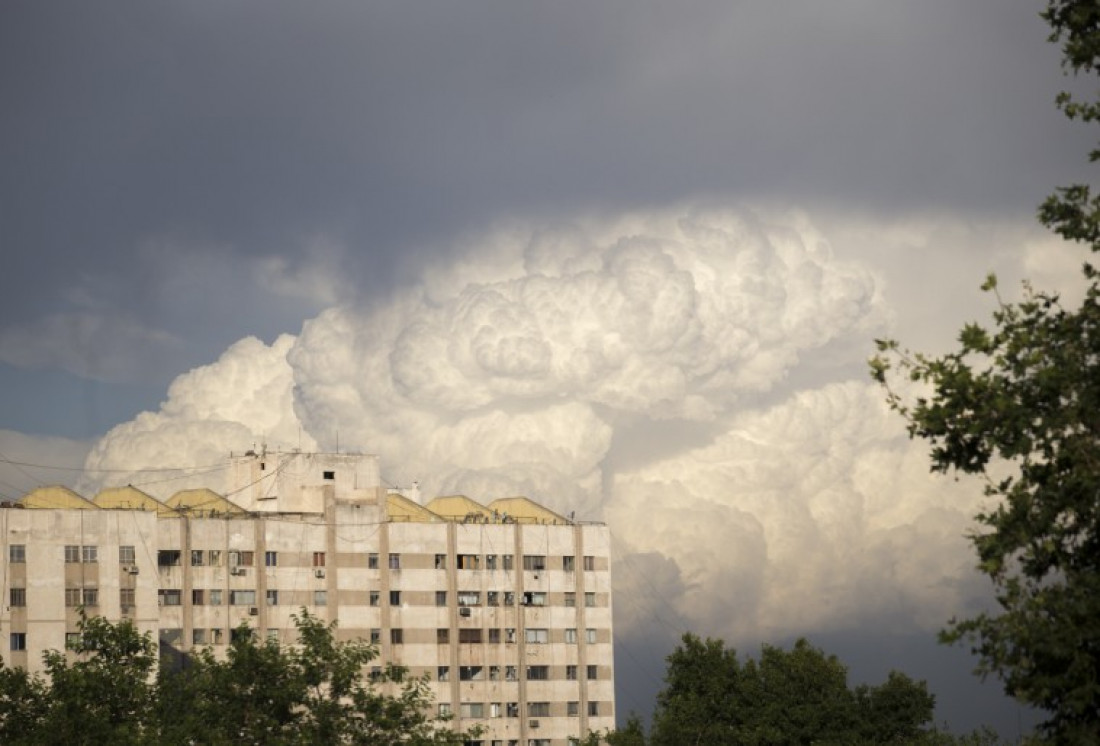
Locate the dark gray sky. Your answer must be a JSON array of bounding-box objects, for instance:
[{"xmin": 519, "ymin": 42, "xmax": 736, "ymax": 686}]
[{"xmin": 0, "ymin": 1, "xmax": 1090, "ymax": 737}]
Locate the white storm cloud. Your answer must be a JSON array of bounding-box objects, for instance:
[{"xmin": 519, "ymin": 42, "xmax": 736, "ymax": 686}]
[
  {"xmin": 77, "ymin": 334, "xmax": 312, "ymax": 497},
  {"xmin": 607, "ymin": 380, "xmax": 986, "ymax": 644}
]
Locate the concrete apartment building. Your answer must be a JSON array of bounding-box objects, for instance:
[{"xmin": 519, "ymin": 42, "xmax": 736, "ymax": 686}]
[{"xmin": 0, "ymin": 450, "xmax": 614, "ymax": 746}]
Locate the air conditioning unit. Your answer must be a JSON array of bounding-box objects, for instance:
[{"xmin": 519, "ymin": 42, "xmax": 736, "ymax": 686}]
[
  {"xmin": 126, "ymin": 566, "xmax": 139, "ymax": 575},
  {"xmin": 459, "ymin": 606, "xmax": 471, "ymax": 617},
  {"xmin": 230, "ymin": 567, "xmax": 247, "ymax": 576},
  {"xmin": 314, "ymin": 568, "xmax": 326, "ymax": 579},
  {"xmin": 529, "ymin": 719, "xmax": 540, "ymax": 729},
  {"xmin": 248, "ymin": 607, "xmax": 259, "ymax": 616}
]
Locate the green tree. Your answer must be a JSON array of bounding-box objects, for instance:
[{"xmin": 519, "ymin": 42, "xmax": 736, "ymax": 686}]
[
  {"xmin": 0, "ymin": 610, "xmax": 473, "ymax": 745},
  {"xmin": 650, "ymin": 633, "xmax": 936, "ymax": 745},
  {"xmin": 869, "ymin": 2, "xmax": 1100, "ymax": 741},
  {"xmin": 0, "ymin": 660, "xmax": 48, "ymax": 744},
  {"xmin": 40, "ymin": 612, "xmax": 159, "ymax": 745},
  {"xmin": 156, "ymin": 610, "xmax": 474, "ymax": 745}
]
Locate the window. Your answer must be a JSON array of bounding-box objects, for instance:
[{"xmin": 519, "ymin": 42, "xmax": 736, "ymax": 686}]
[
  {"xmin": 388, "ymin": 553, "xmax": 401, "ymax": 570},
  {"xmin": 522, "ymin": 555, "xmax": 545, "ymax": 571},
  {"xmin": 526, "ymin": 665, "xmax": 549, "ymax": 681},
  {"xmin": 437, "ymin": 628, "xmax": 450, "ymax": 644},
  {"xmin": 323, "ymin": 470, "xmax": 335, "ymax": 480},
  {"xmin": 191, "ymin": 550, "xmax": 205, "ymax": 567},
  {"xmin": 120, "ymin": 588, "xmax": 135, "ymax": 608},
  {"xmin": 565, "ymin": 628, "xmax": 577, "ymax": 644},
  {"xmin": 460, "ymin": 702, "xmax": 484, "ymax": 718},
  {"xmin": 267, "ymin": 629, "xmax": 279, "ymax": 643},
  {"xmin": 312, "ymin": 552, "xmax": 326, "ymax": 568},
  {"xmin": 438, "ymin": 703, "xmax": 451, "ymax": 718},
  {"xmin": 390, "ymin": 628, "xmax": 403, "ymax": 644},
  {"xmin": 502, "ymin": 554, "xmax": 514, "ymax": 571},
  {"xmin": 83, "ymin": 588, "xmax": 99, "ymax": 606},
  {"xmin": 490, "ymin": 665, "xmax": 501, "ymax": 681},
  {"xmin": 505, "ymin": 666, "xmax": 517, "ymax": 681},
  {"xmin": 506, "ymin": 702, "xmax": 519, "ymax": 717},
  {"xmin": 583, "ymin": 555, "xmax": 595, "ymax": 571},
  {"xmin": 524, "ymin": 628, "xmax": 548, "ymax": 644},
  {"xmin": 434, "ymin": 553, "xmax": 447, "ymax": 569},
  {"xmin": 563, "ymin": 555, "xmax": 575, "ymax": 572},
  {"xmin": 9, "ymin": 545, "xmax": 25, "ymax": 563},
  {"xmin": 231, "ymin": 628, "xmax": 255, "ymax": 643},
  {"xmin": 370, "ymin": 628, "xmax": 381, "ymax": 643},
  {"xmin": 458, "ymin": 590, "xmax": 480, "ymax": 606},
  {"xmin": 9, "ymin": 588, "xmax": 26, "ymax": 607},
  {"xmin": 490, "ymin": 702, "xmax": 502, "ymax": 718},
  {"xmin": 460, "ymin": 665, "xmax": 483, "ymax": 681},
  {"xmin": 208, "ymin": 550, "xmax": 222, "ymax": 566},
  {"xmin": 368, "ymin": 553, "xmax": 379, "ymax": 569},
  {"xmin": 567, "ymin": 701, "xmax": 580, "ymax": 717},
  {"xmin": 229, "ymin": 590, "xmax": 255, "ymax": 606},
  {"xmin": 435, "ymin": 591, "xmax": 447, "ymax": 607},
  {"xmin": 437, "ymin": 665, "xmax": 450, "ymax": 681},
  {"xmin": 314, "ymin": 590, "xmax": 327, "ymax": 606},
  {"xmin": 192, "ymin": 589, "xmax": 205, "ymax": 605},
  {"xmin": 588, "ymin": 701, "xmax": 600, "ymax": 716},
  {"xmin": 503, "ymin": 591, "xmax": 515, "ymax": 606},
  {"xmin": 371, "ymin": 590, "xmax": 381, "ymax": 607},
  {"xmin": 159, "ymin": 589, "xmax": 182, "ymax": 606},
  {"xmin": 459, "ymin": 628, "xmax": 483, "ymax": 644},
  {"xmin": 160, "ymin": 628, "xmax": 182, "ymax": 645},
  {"xmin": 585, "ymin": 592, "xmax": 596, "ymax": 607},
  {"xmin": 566, "ymin": 664, "xmax": 578, "ymax": 681},
  {"xmin": 488, "ymin": 628, "xmax": 501, "ymax": 644},
  {"xmin": 485, "ymin": 554, "xmax": 497, "ymax": 570},
  {"xmin": 564, "ymin": 592, "xmax": 576, "ymax": 607},
  {"xmin": 212, "ymin": 628, "xmax": 224, "ymax": 644},
  {"xmin": 388, "ymin": 590, "xmax": 401, "ymax": 606},
  {"xmin": 9, "ymin": 633, "xmax": 26, "ymax": 651},
  {"xmin": 82, "ymin": 545, "xmax": 97, "ymax": 564},
  {"xmin": 528, "ymin": 702, "xmax": 550, "ymax": 717},
  {"xmin": 487, "ymin": 591, "xmax": 499, "ymax": 606},
  {"xmin": 587, "ymin": 665, "xmax": 598, "ymax": 680},
  {"xmin": 209, "ymin": 589, "xmax": 223, "ymax": 606},
  {"xmin": 266, "ymin": 589, "xmax": 279, "ymax": 606},
  {"xmin": 158, "ymin": 550, "xmax": 181, "ymax": 567},
  {"xmin": 230, "ymin": 551, "xmax": 254, "ymax": 567},
  {"xmin": 586, "ymin": 628, "xmax": 597, "ymax": 644},
  {"xmin": 65, "ymin": 587, "xmax": 83, "ymax": 607},
  {"xmin": 505, "ymin": 628, "xmax": 516, "ymax": 643},
  {"xmin": 193, "ymin": 629, "xmax": 207, "ymax": 645},
  {"xmin": 119, "ymin": 545, "xmax": 135, "ymax": 564},
  {"xmin": 65, "ymin": 545, "xmax": 80, "ymax": 563},
  {"xmin": 457, "ymin": 554, "xmax": 480, "ymax": 570},
  {"xmin": 522, "ymin": 591, "xmax": 547, "ymax": 607},
  {"xmin": 265, "ymin": 551, "xmax": 278, "ymax": 567}
]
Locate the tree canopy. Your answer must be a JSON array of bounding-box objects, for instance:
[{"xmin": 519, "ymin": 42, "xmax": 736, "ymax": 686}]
[
  {"xmin": 0, "ymin": 610, "xmax": 475, "ymax": 745},
  {"xmin": 648, "ymin": 633, "xmax": 938, "ymax": 745},
  {"xmin": 868, "ymin": 2, "xmax": 1100, "ymax": 742}
]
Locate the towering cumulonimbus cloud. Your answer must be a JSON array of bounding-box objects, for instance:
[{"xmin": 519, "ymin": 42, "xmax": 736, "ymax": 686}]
[
  {"xmin": 77, "ymin": 334, "xmax": 313, "ymax": 496},
  {"xmin": 81, "ymin": 206, "xmax": 999, "ymax": 644},
  {"xmin": 287, "ymin": 208, "xmax": 884, "ymax": 505}
]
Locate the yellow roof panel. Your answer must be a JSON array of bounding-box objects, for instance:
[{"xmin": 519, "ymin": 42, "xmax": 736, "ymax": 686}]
[
  {"xmin": 94, "ymin": 486, "xmax": 179, "ymax": 516},
  {"xmin": 488, "ymin": 496, "xmax": 570, "ymax": 525},
  {"xmin": 21, "ymin": 486, "xmax": 98, "ymax": 510},
  {"xmin": 165, "ymin": 488, "xmax": 247, "ymax": 516},
  {"xmin": 386, "ymin": 493, "xmax": 443, "ymax": 523},
  {"xmin": 424, "ymin": 495, "xmax": 493, "ymax": 522}
]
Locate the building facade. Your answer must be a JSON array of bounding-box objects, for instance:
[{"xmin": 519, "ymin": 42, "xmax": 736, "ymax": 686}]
[{"xmin": 0, "ymin": 451, "xmax": 614, "ymax": 746}]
